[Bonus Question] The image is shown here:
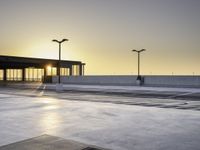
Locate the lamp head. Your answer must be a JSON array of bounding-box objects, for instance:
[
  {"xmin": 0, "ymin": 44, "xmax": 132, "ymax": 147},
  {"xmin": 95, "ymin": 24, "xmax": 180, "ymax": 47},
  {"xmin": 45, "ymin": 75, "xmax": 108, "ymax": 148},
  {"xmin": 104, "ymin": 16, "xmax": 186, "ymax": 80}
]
[
  {"xmin": 52, "ymin": 39, "xmax": 69, "ymax": 43},
  {"xmin": 132, "ymin": 49, "xmax": 146, "ymax": 52},
  {"xmin": 132, "ymin": 49, "xmax": 138, "ymax": 52},
  {"xmin": 140, "ymin": 49, "xmax": 146, "ymax": 52},
  {"xmin": 52, "ymin": 39, "xmax": 59, "ymax": 43},
  {"xmin": 61, "ymin": 39, "xmax": 69, "ymax": 42}
]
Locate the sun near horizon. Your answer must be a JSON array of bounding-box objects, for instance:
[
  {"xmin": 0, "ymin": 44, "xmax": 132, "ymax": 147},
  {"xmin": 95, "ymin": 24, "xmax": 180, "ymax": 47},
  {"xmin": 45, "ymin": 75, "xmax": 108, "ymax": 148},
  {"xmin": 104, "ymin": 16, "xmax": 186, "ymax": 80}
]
[{"xmin": 0, "ymin": 0, "xmax": 200, "ymax": 75}]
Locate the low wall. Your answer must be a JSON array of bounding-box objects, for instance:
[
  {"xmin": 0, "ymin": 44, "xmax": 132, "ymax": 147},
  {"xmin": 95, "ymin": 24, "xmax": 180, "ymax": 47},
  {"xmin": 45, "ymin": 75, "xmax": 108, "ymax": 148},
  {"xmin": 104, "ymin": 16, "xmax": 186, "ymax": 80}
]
[
  {"xmin": 52, "ymin": 75, "xmax": 200, "ymax": 87},
  {"xmin": 144, "ymin": 76, "xmax": 200, "ymax": 87},
  {"xmin": 52, "ymin": 75, "xmax": 138, "ymax": 86}
]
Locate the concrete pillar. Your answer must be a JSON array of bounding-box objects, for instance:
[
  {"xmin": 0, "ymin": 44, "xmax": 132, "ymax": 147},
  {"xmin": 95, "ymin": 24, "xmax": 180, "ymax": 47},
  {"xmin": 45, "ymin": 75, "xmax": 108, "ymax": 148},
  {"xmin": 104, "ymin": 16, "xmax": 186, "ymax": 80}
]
[
  {"xmin": 57, "ymin": 66, "xmax": 60, "ymax": 76},
  {"xmin": 69, "ymin": 66, "xmax": 73, "ymax": 76},
  {"xmin": 43, "ymin": 68, "xmax": 46, "ymax": 82},
  {"xmin": 3, "ymin": 69, "xmax": 6, "ymax": 81},
  {"xmin": 22, "ymin": 68, "xmax": 25, "ymax": 81},
  {"xmin": 79, "ymin": 64, "xmax": 82, "ymax": 76}
]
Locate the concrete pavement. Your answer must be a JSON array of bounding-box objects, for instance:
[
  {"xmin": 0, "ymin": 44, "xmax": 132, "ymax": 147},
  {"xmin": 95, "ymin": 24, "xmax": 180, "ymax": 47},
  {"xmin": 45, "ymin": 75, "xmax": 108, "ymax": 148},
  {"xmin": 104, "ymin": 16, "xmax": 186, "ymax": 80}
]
[
  {"xmin": 0, "ymin": 87, "xmax": 200, "ymax": 150},
  {"xmin": 1, "ymin": 83, "xmax": 200, "ymax": 100},
  {"xmin": 0, "ymin": 135, "xmax": 108, "ymax": 150},
  {"xmin": 2, "ymin": 82, "xmax": 200, "ymax": 93}
]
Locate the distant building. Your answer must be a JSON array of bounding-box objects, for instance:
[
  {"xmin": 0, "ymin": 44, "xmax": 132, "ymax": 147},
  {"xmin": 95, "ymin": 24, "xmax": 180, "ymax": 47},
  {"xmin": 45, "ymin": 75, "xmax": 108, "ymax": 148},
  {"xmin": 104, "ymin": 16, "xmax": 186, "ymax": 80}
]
[{"xmin": 0, "ymin": 55, "xmax": 85, "ymax": 82}]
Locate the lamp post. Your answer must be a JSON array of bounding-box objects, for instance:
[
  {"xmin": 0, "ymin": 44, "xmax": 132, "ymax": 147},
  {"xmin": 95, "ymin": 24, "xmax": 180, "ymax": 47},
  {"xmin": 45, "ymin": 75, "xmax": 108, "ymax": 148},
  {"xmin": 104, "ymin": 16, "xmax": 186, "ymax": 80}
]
[
  {"xmin": 132, "ymin": 49, "xmax": 146, "ymax": 80},
  {"xmin": 52, "ymin": 39, "xmax": 68, "ymax": 84}
]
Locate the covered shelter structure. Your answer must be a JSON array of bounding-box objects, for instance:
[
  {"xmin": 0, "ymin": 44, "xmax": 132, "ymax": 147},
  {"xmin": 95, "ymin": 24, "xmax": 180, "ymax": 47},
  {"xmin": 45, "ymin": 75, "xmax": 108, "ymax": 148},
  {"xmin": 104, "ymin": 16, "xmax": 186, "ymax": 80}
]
[{"xmin": 0, "ymin": 55, "xmax": 85, "ymax": 83}]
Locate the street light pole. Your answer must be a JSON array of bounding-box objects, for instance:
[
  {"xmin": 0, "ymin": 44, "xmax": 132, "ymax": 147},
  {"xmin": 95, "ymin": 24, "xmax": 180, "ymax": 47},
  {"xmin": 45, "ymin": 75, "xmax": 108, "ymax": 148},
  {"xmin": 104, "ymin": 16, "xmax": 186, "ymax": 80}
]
[
  {"xmin": 52, "ymin": 39, "xmax": 68, "ymax": 84},
  {"xmin": 138, "ymin": 51, "xmax": 140, "ymax": 77},
  {"xmin": 132, "ymin": 49, "xmax": 146, "ymax": 80}
]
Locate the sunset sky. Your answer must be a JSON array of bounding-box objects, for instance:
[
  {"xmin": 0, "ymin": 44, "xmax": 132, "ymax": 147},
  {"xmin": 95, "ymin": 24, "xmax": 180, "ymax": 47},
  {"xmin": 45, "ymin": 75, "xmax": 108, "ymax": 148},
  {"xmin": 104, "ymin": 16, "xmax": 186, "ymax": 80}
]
[{"xmin": 0, "ymin": 0, "xmax": 199, "ymax": 75}]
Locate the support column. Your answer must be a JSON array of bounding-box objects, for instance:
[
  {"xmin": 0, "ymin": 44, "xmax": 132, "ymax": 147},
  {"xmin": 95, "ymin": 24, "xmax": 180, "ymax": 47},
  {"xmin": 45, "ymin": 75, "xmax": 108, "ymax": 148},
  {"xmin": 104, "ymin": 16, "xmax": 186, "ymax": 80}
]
[
  {"xmin": 79, "ymin": 64, "xmax": 82, "ymax": 76},
  {"xmin": 3, "ymin": 69, "xmax": 7, "ymax": 81},
  {"xmin": 43, "ymin": 68, "xmax": 46, "ymax": 82},
  {"xmin": 57, "ymin": 65, "xmax": 60, "ymax": 76},
  {"xmin": 69, "ymin": 66, "xmax": 73, "ymax": 76},
  {"xmin": 22, "ymin": 68, "xmax": 25, "ymax": 81}
]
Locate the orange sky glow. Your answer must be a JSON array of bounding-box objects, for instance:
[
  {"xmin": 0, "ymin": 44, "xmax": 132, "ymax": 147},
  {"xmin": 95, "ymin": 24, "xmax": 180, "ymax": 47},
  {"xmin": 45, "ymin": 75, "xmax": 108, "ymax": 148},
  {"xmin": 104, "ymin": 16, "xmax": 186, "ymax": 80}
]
[{"xmin": 0, "ymin": 0, "xmax": 200, "ymax": 75}]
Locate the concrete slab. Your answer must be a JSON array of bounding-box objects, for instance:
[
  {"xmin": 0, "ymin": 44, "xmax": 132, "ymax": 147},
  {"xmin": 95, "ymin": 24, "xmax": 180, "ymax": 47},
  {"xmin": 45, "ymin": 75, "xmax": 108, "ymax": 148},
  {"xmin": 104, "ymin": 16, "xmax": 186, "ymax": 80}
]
[
  {"xmin": 0, "ymin": 135, "xmax": 108, "ymax": 150},
  {"xmin": 1, "ymin": 88, "xmax": 200, "ymax": 150}
]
